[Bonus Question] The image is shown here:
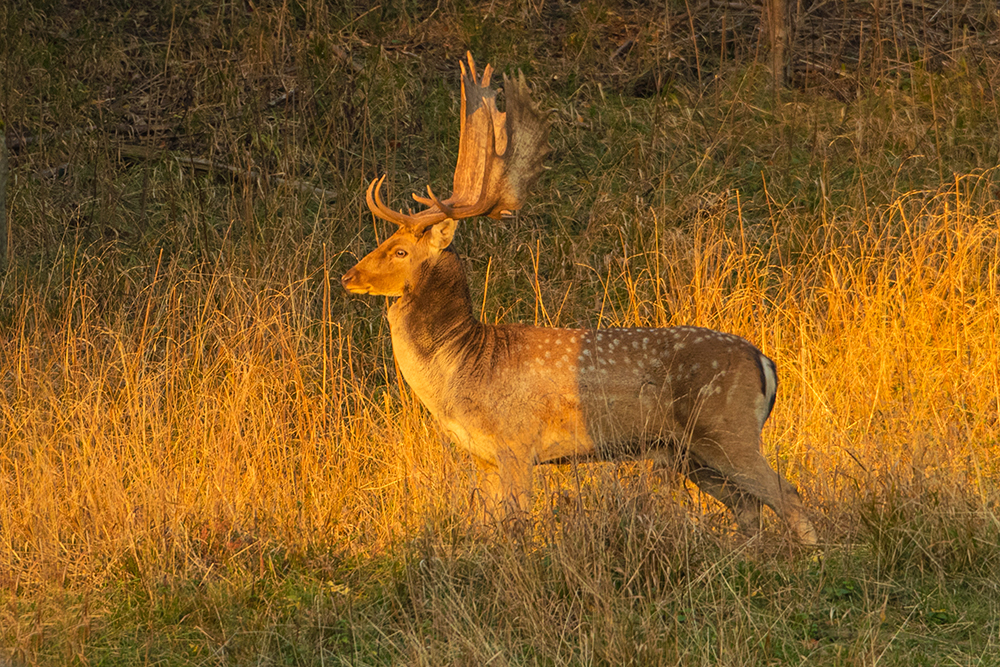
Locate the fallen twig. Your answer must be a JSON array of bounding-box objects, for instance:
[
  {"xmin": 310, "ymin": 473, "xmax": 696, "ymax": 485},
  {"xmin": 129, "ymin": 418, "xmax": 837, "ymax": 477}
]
[
  {"xmin": 611, "ymin": 39, "xmax": 635, "ymax": 62},
  {"xmin": 13, "ymin": 121, "xmax": 336, "ymax": 201},
  {"xmin": 117, "ymin": 144, "xmax": 337, "ymax": 201},
  {"xmin": 7, "ymin": 121, "xmax": 177, "ymax": 152}
]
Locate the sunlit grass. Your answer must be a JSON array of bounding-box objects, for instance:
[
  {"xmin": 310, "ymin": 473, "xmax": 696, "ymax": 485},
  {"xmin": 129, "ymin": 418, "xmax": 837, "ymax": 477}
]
[
  {"xmin": 3, "ymin": 0, "xmax": 1000, "ymax": 663},
  {"xmin": 2, "ymin": 176, "xmax": 999, "ymax": 662}
]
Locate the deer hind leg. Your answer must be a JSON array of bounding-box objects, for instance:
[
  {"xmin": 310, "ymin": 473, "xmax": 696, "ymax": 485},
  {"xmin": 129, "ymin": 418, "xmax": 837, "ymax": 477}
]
[
  {"xmin": 684, "ymin": 462, "xmax": 765, "ymax": 535},
  {"xmin": 690, "ymin": 441, "xmax": 818, "ymax": 545},
  {"xmin": 648, "ymin": 447, "xmax": 762, "ymax": 533}
]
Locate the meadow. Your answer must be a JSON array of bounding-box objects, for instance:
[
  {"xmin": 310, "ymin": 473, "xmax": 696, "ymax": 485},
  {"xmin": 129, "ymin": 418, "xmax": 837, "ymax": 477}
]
[{"xmin": 1, "ymin": 1, "xmax": 999, "ymax": 664}]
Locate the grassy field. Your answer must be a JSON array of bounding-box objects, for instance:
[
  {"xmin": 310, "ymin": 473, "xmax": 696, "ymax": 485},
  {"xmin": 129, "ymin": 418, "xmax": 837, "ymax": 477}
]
[{"xmin": 2, "ymin": 1, "xmax": 1000, "ymax": 664}]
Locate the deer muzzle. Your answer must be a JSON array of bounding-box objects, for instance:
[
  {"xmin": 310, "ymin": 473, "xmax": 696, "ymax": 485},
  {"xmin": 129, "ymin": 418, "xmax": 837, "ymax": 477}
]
[{"xmin": 341, "ymin": 267, "xmax": 368, "ymax": 294}]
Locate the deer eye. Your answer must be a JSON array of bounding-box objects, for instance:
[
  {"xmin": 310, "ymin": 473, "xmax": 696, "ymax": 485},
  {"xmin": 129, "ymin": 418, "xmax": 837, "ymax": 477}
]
[{"xmin": 394, "ymin": 248, "xmax": 408, "ymax": 258}]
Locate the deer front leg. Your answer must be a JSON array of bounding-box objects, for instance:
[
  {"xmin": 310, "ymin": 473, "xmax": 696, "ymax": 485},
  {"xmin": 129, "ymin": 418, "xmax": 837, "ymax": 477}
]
[{"xmin": 470, "ymin": 451, "xmax": 534, "ymax": 522}]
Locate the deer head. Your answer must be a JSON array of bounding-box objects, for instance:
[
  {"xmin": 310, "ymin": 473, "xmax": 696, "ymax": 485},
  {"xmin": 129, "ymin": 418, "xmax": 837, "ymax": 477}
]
[{"xmin": 342, "ymin": 53, "xmax": 550, "ymax": 297}]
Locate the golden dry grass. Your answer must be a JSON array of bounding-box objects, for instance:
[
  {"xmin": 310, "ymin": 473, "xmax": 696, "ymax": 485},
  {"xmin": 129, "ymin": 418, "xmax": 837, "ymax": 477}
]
[{"xmin": 2, "ymin": 174, "xmax": 998, "ymax": 578}]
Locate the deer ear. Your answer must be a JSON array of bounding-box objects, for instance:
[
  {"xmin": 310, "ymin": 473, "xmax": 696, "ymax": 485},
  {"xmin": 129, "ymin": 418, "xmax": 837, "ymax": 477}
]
[{"xmin": 428, "ymin": 217, "xmax": 458, "ymax": 250}]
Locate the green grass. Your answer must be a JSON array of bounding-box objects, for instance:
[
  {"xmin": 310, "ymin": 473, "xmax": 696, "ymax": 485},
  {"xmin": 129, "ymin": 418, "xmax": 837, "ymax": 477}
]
[
  {"xmin": 2, "ymin": 0, "xmax": 1000, "ymax": 664},
  {"xmin": 10, "ymin": 527, "xmax": 998, "ymax": 664}
]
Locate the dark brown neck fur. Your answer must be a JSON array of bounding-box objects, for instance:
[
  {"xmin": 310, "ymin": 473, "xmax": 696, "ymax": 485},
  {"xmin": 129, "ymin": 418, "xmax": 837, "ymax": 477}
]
[
  {"xmin": 392, "ymin": 248, "xmax": 480, "ymax": 359},
  {"xmin": 390, "ymin": 249, "xmax": 520, "ymax": 378}
]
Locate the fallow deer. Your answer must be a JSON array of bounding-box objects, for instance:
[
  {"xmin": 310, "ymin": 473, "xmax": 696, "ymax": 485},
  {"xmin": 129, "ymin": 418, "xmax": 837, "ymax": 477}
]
[{"xmin": 342, "ymin": 54, "xmax": 818, "ymax": 544}]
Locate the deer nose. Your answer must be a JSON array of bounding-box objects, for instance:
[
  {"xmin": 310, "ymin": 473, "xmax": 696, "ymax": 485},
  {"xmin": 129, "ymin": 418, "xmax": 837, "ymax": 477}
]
[{"xmin": 341, "ymin": 268, "xmax": 357, "ymax": 290}]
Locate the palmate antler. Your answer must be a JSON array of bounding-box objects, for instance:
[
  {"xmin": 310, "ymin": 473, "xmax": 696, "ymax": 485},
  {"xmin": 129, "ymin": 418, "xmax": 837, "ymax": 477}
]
[{"xmin": 366, "ymin": 53, "xmax": 550, "ymax": 230}]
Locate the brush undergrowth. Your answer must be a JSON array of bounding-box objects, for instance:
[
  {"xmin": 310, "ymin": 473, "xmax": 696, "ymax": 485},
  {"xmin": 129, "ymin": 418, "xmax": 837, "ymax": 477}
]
[{"xmin": 2, "ymin": 1, "xmax": 999, "ymax": 665}]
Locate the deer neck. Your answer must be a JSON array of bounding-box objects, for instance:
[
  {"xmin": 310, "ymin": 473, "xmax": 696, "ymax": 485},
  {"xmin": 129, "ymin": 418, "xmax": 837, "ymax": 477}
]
[{"xmin": 387, "ymin": 248, "xmax": 483, "ymax": 397}]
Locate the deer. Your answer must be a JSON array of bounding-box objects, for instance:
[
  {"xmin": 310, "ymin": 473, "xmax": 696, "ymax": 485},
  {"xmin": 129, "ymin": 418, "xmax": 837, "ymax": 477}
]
[{"xmin": 341, "ymin": 53, "xmax": 819, "ymax": 545}]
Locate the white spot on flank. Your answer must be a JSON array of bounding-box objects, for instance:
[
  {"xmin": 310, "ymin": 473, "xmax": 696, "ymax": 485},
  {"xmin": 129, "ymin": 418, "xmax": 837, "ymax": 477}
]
[
  {"xmin": 691, "ymin": 363, "xmax": 700, "ymax": 372},
  {"xmin": 694, "ymin": 337, "xmax": 703, "ymax": 344},
  {"xmin": 674, "ymin": 343, "xmax": 686, "ymax": 351},
  {"xmin": 711, "ymin": 359, "xmax": 719, "ymax": 369}
]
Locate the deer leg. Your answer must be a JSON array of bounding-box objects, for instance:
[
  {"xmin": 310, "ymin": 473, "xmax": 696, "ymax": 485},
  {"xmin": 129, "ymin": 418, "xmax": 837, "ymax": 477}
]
[
  {"xmin": 689, "ymin": 442, "xmax": 818, "ymax": 545},
  {"xmin": 684, "ymin": 462, "xmax": 764, "ymax": 535},
  {"xmin": 496, "ymin": 453, "xmax": 534, "ymax": 514},
  {"xmin": 470, "ymin": 455, "xmax": 504, "ymax": 519},
  {"xmin": 470, "ymin": 452, "xmax": 533, "ymax": 522},
  {"xmin": 649, "ymin": 447, "xmax": 761, "ymax": 534}
]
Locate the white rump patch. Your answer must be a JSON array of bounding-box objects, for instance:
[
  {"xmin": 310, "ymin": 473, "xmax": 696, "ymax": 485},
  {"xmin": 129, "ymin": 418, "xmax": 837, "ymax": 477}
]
[{"xmin": 755, "ymin": 354, "xmax": 778, "ymax": 430}]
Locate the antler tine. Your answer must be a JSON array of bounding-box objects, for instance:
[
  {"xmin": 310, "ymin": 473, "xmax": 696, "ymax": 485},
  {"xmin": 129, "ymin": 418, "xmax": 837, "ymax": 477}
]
[
  {"xmin": 365, "ymin": 176, "xmax": 402, "ymax": 225},
  {"xmin": 460, "ymin": 51, "xmax": 493, "ymax": 92},
  {"xmin": 366, "ymin": 175, "xmax": 447, "ymax": 229},
  {"xmin": 415, "ymin": 185, "xmax": 455, "ymax": 218}
]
